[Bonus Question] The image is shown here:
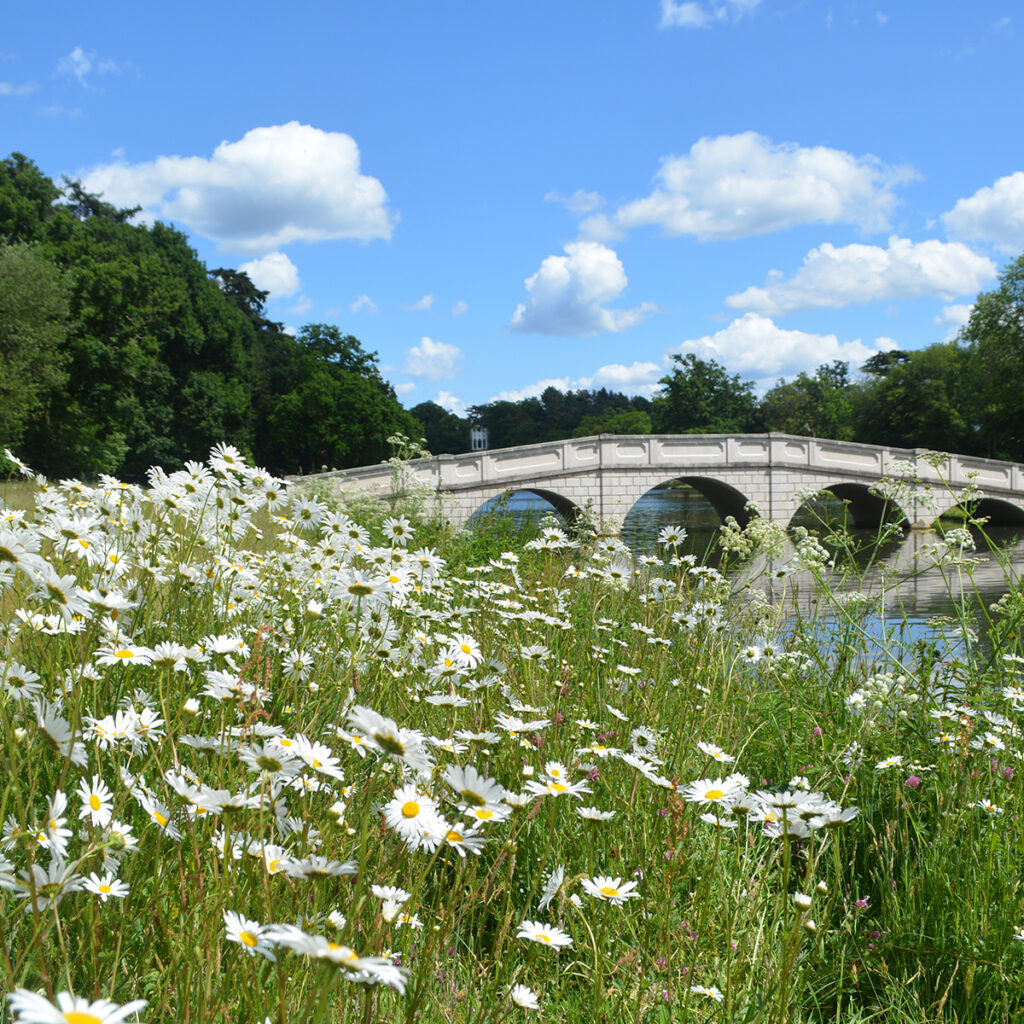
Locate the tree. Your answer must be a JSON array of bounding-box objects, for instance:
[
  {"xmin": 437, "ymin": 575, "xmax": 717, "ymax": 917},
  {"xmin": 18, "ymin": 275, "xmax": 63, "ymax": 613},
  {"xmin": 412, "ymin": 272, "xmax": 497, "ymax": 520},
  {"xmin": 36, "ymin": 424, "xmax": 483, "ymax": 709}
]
[
  {"xmin": 651, "ymin": 353, "xmax": 759, "ymax": 434},
  {"xmin": 572, "ymin": 408, "xmax": 652, "ymax": 437},
  {"xmin": 410, "ymin": 401, "xmax": 470, "ymax": 454},
  {"xmin": 0, "ymin": 242, "xmax": 69, "ymax": 448},
  {"xmin": 264, "ymin": 324, "xmax": 420, "ymax": 473},
  {"xmin": 760, "ymin": 361, "xmax": 854, "ymax": 439},
  {"xmin": 958, "ymin": 253, "xmax": 1024, "ymax": 460},
  {"xmin": 851, "ymin": 344, "xmax": 971, "ymax": 453}
]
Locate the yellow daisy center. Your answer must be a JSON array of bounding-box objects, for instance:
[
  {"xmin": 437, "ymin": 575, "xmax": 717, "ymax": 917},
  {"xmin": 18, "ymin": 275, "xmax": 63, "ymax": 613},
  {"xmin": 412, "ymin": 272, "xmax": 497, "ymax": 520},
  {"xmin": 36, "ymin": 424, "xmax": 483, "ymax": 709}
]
[
  {"xmin": 240, "ymin": 931, "xmax": 258, "ymax": 947},
  {"xmin": 64, "ymin": 1012, "xmax": 105, "ymax": 1024},
  {"xmin": 115, "ymin": 649, "xmax": 134, "ymax": 659},
  {"xmin": 475, "ymin": 809, "xmax": 494, "ymax": 820},
  {"xmin": 538, "ymin": 934, "xmax": 551, "ymax": 943},
  {"xmin": 705, "ymin": 789, "xmax": 724, "ymax": 800},
  {"xmin": 447, "ymin": 830, "xmax": 462, "ymax": 843},
  {"xmin": 89, "ymin": 795, "xmax": 101, "ymax": 811},
  {"xmin": 600, "ymin": 886, "xmax": 619, "ymax": 897},
  {"xmin": 153, "ymin": 811, "xmax": 168, "ymax": 827},
  {"xmin": 549, "ymin": 782, "xmax": 567, "ymax": 794},
  {"xmin": 99, "ymin": 884, "xmax": 112, "ymax": 894},
  {"xmin": 401, "ymin": 801, "xmax": 420, "ymax": 818}
]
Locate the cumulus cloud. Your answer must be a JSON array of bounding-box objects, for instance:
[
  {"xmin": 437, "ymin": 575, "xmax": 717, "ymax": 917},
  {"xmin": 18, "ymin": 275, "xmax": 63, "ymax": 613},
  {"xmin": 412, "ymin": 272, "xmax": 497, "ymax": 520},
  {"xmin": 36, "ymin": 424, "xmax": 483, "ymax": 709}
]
[
  {"xmin": 510, "ymin": 241, "xmax": 655, "ymax": 336},
  {"xmin": 80, "ymin": 122, "xmax": 395, "ymax": 253},
  {"xmin": 580, "ymin": 132, "xmax": 916, "ymax": 242},
  {"xmin": 726, "ymin": 236, "xmax": 995, "ymax": 315},
  {"xmin": 435, "ymin": 391, "xmax": 467, "ymax": 416},
  {"xmin": 402, "ymin": 337, "xmax": 462, "ymax": 380},
  {"xmin": 286, "ymin": 295, "xmax": 313, "ymax": 316},
  {"xmin": 349, "ymin": 294, "xmax": 379, "ymax": 314},
  {"xmin": 238, "ymin": 252, "xmax": 300, "ymax": 299},
  {"xmin": 672, "ymin": 313, "xmax": 898, "ymax": 385},
  {"xmin": 943, "ymin": 171, "xmax": 1024, "ymax": 250},
  {"xmin": 403, "ymin": 294, "xmax": 434, "ymax": 312},
  {"xmin": 491, "ymin": 361, "xmax": 663, "ymax": 402},
  {"xmin": 450, "ymin": 300, "xmax": 469, "ymax": 317},
  {"xmin": 934, "ymin": 303, "xmax": 973, "ymax": 340},
  {"xmin": 658, "ymin": 0, "xmax": 761, "ymax": 29},
  {"xmin": 393, "ymin": 381, "xmax": 416, "ymax": 396}
]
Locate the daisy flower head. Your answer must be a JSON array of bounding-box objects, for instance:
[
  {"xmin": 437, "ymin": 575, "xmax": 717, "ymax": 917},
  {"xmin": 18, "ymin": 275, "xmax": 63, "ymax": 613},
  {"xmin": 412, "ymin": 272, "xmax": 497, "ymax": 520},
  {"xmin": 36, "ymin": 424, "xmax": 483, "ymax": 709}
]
[
  {"xmin": 696, "ymin": 741, "xmax": 734, "ymax": 763},
  {"xmin": 224, "ymin": 909, "xmax": 277, "ymax": 961},
  {"xmin": 510, "ymin": 984, "xmax": 540, "ymax": 1010},
  {"xmin": 383, "ymin": 784, "xmax": 446, "ymax": 849},
  {"xmin": 443, "ymin": 763, "xmax": 506, "ymax": 807},
  {"xmin": 690, "ymin": 984, "xmax": 724, "ymax": 1002},
  {"xmin": 7, "ymin": 989, "xmax": 148, "ymax": 1023},
  {"xmin": 83, "ymin": 871, "xmax": 130, "ymax": 902},
  {"xmin": 517, "ymin": 920, "xmax": 573, "ymax": 948},
  {"xmin": 681, "ymin": 777, "xmax": 742, "ymax": 807},
  {"xmin": 77, "ymin": 775, "xmax": 114, "ymax": 827},
  {"xmin": 580, "ymin": 875, "xmax": 641, "ymax": 905}
]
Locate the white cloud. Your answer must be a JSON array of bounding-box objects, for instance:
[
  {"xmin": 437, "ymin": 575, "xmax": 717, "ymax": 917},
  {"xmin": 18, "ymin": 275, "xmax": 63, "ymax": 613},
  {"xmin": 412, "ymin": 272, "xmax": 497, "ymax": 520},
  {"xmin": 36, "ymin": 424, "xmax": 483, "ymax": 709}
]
[
  {"xmin": 56, "ymin": 47, "xmax": 125, "ymax": 85},
  {"xmin": 350, "ymin": 294, "xmax": 379, "ymax": 314},
  {"xmin": 393, "ymin": 381, "xmax": 416, "ymax": 396},
  {"xmin": 80, "ymin": 122, "xmax": 395, "ymax": 253},
  {"xmin": 435, "ymin": 391, "xmax": 467, "ymax": 416},
  {"xmin": 658, "ymin": 0, "xmax": 760, "ymax": 29},
  {"xmin": 0, "ymin": 80, "xmax": 36, "ymax": 97},
  {"xmin": 544, "ymin": 189, "xmax": 605, "ymax": 216},
  {"xmin": 875, "ymin": 10, "xmax": 889, "ymax": 25},
  {"xmin": 238, "ymin": 252, "xmax": 300, "ymax": 299},
  {"xmin": 934, "ymin": 303, "xmax": 973, "ymax": 340},
  {"xmin": 580, "ymin": 132, "xmax": 916, "ymax": 242},
  {"xmin": 402, "ymin": 337, "xmax": 462, "ymax": 380},
  {"xmin": 450, "ymin": 300, "xmax": 469, "ymax": 317},
  {"xmin": 943, "ymin": 171, "xmax": 1024, "ymax": 250},
  {"xmin": 726, "ymin": 236, "xmax": 995, "ymax": 315},
  {"xmin": 286, "ymin": 296, "xmax": 313, "ymax": 316},
  {"xmin": 491, "ymin": 361, "xmax": 662, "ymax": 402},
  {"xmin": 403, "ymin": 294, "xmax": 434, "ymax": 312},
  {"xmin": 282, "ymin": 326, "xmax": 297, "ymax": 338},
  {"xmin": 510, "ymin": 241, "xmax": 655, "ymax": 336},
  {"xmin": 672, "ymin": 313, "xmax": 898, "ymax": 385}
]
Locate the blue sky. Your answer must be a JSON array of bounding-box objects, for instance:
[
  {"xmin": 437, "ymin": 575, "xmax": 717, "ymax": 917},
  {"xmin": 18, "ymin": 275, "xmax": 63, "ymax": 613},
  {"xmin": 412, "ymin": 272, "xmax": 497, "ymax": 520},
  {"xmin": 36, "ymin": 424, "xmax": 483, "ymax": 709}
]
[{"xmin": 4, "ymin": 1, "xmax": 1022, "ymax": 415}]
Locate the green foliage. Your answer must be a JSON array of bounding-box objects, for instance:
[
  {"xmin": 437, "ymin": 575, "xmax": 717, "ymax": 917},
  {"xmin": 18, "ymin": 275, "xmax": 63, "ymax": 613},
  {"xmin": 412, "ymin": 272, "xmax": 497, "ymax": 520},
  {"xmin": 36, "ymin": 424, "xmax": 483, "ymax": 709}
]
[
  {"xmin": 958, "ymin": 252, "xmax": 1024, "ymax": 460},
  {"xmin": 0, "ymin": 242, "xmax": 69, "ymax": 448},
  {"xmin": 410, "ymin": 400, "xmax": 471, "ymax": 454},
  {"xmin": 652, "ymin": 352, "xmax": 760, "ymax": 433},
  {"xmin": 761, "ymin": 361, "xmax": 855, "ymax": 440}
]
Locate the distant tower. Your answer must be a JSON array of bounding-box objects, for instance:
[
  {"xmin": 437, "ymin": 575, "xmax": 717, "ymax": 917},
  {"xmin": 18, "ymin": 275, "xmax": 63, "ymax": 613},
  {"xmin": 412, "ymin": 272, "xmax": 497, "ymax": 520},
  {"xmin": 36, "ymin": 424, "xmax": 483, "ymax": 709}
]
[{"xmin": 470, "ymin": 426, "xmax": 489, "ymax": 451}]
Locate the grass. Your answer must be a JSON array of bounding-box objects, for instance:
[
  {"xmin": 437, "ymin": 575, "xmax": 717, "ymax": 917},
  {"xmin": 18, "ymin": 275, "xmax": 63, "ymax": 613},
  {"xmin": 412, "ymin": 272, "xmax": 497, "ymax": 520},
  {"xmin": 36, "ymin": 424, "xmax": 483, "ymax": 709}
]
[{"xmin": 1, "ymin": 449, "xmax": 1023, "ymax": 1023}]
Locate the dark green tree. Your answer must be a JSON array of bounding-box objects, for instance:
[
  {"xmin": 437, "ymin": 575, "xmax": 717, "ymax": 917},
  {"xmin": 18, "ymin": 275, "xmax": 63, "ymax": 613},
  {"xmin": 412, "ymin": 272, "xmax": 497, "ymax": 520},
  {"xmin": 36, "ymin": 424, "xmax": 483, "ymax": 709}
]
[
  {"xmin": 958, "ymin": 253, "xmax": 1024, "ymax": 460},
  {"xmin": 651, "ymin": 353, "xmax": 760, "ymax": 434},
  {"xmin": 264, "ymin": 324, "xmax": 420, "ymax": 473},
  {"xmin": 410, "ymin": 401, "xmax": 470, "ymax": 454},
  {"xmin": 760, "ymin": 361, "xmax": 854, "ymax": 439},
  {"xmin": 851, "ymin": 344, "xmax": 971, "ymax": 453},
  {"xmin": 0, "ymin": 242, "xmax": 69, "ymax": 449}
]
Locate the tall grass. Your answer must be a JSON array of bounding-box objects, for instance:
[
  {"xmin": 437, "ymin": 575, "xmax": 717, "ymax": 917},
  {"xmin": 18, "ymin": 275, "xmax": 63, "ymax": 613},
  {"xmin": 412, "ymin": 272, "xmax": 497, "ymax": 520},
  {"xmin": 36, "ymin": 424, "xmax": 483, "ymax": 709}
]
[{"xmin": 1, "ymin": 448, "xmax": 1022, "ymax": 1023}]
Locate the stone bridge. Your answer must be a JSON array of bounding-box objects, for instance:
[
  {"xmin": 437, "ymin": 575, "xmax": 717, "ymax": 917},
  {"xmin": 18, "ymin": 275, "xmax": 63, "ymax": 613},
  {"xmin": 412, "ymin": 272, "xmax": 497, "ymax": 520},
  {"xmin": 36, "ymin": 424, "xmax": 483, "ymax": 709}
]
[{"xmin": 304, "ymin": 434, "xmax": 1024, "ymax": 532}]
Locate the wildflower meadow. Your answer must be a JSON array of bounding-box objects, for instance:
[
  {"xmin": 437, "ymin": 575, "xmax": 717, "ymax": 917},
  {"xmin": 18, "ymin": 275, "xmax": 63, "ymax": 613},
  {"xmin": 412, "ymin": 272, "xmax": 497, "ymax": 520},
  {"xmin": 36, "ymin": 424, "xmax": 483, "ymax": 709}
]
[{"xmin": 1, "ymin": 442, "xmax": 1022, "ymax": 1023}]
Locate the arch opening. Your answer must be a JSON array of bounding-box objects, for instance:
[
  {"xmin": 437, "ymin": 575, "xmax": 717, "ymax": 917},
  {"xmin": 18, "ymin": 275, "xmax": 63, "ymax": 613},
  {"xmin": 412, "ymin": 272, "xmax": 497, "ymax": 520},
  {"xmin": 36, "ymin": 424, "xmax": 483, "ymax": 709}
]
[
  {"xmin": 622, "ymin": 477, "xmax": 754, "ymax": 560},
  {"xmin": 791, "ymin": 483, "xmax": 909, "ymax": 532},
  {"xmin": 937, "ymin": 497, "xmax": 1024, "ymax": 528},
  {"xmin": 466, "ymin": 487, "xmax": 583, "ymax": 535}
]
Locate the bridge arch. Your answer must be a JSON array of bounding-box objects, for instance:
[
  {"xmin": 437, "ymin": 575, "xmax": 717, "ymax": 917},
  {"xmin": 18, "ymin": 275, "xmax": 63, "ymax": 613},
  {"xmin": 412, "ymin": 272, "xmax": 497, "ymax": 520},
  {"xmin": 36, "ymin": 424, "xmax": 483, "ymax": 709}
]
[
  {"xmin": 467, "ymin": 487, "xmax": 584, "ymax": 530},
  {"xmin": 788, "ymin": 482, "xmax": 910, "ymax": 532},
  {"xmin": 627, "ymin": 476, "xmax": 757, "ymax": 530},
  {"xmin": 933, "ymin": 495, "xmax": 1024, "ymax": 527}
]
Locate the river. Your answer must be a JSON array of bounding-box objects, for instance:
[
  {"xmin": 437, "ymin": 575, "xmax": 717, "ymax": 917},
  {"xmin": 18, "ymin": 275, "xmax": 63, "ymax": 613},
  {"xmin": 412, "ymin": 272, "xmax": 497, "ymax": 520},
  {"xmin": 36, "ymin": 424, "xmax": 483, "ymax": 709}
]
[{"xmin": 469, "ymin": 486, "xmax": 1024, "ymax": 656}]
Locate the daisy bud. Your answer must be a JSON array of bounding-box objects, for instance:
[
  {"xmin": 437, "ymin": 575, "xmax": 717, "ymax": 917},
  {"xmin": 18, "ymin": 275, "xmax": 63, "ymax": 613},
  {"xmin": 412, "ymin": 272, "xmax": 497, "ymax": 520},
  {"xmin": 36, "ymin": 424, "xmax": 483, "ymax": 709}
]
[
  {"xmin": 803, "ymin": 919, "xmax": 818, "ymax": 932},
  {"xmin": 793, "ymin": 892, "xmax": 812, "ymax": 909},
  {"xmin": 816, "ymin": 881, "xmax": 828, "ymax": 893}
]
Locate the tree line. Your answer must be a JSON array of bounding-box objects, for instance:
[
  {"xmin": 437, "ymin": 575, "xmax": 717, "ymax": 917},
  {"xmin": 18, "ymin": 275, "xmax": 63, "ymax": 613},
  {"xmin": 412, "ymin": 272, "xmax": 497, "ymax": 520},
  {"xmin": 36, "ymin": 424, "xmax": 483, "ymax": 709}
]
[
  {"xmin": 3, "ymin": 151, "xmax": 1023, "ymax": 480},
  {"xmin": 418, "ymin": 275, "xmax": 1024, "ymax": 462}
]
